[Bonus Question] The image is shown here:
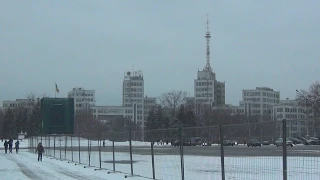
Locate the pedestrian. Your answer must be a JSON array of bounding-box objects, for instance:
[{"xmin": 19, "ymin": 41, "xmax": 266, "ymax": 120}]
[
  {"xmin": 8, "ymin": 138, "xmax": 13, "ymax": 153},
  {"xmin": 4, "ymin": 140, "xmax": 8, "ymax": 153},
  {"xmin": 35, "ymin": 142, "xmax": 45, "ymax": 161},
  {"xmin": 15, "ymin": 140, "xmax": 20, "ymax": 154},
  {"xmin": 103, "ymin": 140, "xmax": 105, "ymax": 147}
]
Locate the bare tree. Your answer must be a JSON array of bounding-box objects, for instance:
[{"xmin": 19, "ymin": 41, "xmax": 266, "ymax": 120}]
[
  {"xmin": 296, "ymin": 81, "xmax": 320, "ymax": 117},
  {"xmin": 25, "ymin": 92, "xmax": 48, "ymax": 108},
  {"xmin": 0, "ymin": 110, "xmax": 4, "ymax": 138},
  {"xmin": 74, "ymin": 109, "xmax": 106, "ymax": 138},
  {"xmin": 158, "ymin": 90, "xmax": 189, "ymax": 117}
]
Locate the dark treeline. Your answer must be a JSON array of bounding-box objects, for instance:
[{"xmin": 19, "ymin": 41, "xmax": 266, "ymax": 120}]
[
  {"xmin": 1, "ymin": 81, "xmax": 318, "ymax": 140},
  {"xmin": 0, "ymin": 94, "xmax": 42, "ymax": 139}
]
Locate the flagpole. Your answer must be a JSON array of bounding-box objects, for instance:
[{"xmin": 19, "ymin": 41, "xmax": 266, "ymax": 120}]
[{"xmin": 55, "ymin": 83, "xmax": 56, "ymax": 98}]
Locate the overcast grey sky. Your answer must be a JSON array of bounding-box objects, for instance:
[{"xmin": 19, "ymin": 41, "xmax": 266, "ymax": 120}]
[{"xmin": 0, "ymin": 0, "xmax": 319, "ymax": 106}]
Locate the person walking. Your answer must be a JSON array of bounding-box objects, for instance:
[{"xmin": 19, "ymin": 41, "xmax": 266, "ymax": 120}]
[
  {"xmin": 15, "ymin": 140, "xmax": 20, "ymax": 154},
  {"xmin": 4, "ymin": 140, "xmax": 8, "ymax": 153},
  {"xmin": 35, "ymin": 142, "xmax": 45, "ymax": 161},
  {"xmin": 8, "ymin": 138, "xmax": 13, "ymax": 153}
]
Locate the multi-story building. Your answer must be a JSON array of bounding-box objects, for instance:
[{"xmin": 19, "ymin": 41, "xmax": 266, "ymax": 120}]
[
  {"xmin": 240, "ymin": 87, "xmax": 280, "ymax": 120},
  {"xmin": 144, "ymin": 96, "xmax": 156, "ymax": 122},
  {"xmin": 272, "ymin": 98, "xmax": 314, "ymax": 137},
  {"xmin": 122, "ymin": 70, "xmax": 158, "ymax": 130},
  {"xmin": 68, "ymin": 87, "xmax": 96, "ymax": 114},
  {"xmin": 2, "ymin": 99, "xmax": 34, "ymax": 112},
  {"xmin": 193, "ymin": 19, "xmax": 225, "ymax": 111},
  {"xmin": 92, "ymin": 105, "xmax": 133, "ymax": 123},
  {"xmin": 122, "ymin": 70, "xmax": 144, "ymax": 127}
]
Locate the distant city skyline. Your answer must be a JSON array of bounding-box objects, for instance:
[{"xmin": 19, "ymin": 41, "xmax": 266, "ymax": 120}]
[{"xmin": 1, "ymin": 1, "xmax": 319, "ymax": 106}]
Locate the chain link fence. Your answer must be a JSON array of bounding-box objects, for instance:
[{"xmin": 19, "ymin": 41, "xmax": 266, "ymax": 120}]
[{"xmin": 28, "ymin": 119, "xmax": 320, "ymax": 180}]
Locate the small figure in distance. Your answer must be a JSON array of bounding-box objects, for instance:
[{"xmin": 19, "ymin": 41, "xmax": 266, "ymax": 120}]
[
  {"xmin": 8, "ymin": 138, "xmax": 13, "ymax": 153},
  {"xmin": 4, "ymin": 140, "xmax": 8, "ymax": 154},
  {"xmin": 35, "ymin": 142, "xmax": 45, "ymax": 161},
  {"xmin": 15, "ymin": 140, "xmax": 20, "ymax": 154}
]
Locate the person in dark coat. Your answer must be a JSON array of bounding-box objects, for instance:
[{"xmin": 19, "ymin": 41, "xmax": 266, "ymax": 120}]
[
  {"xmin": 15, "ymin": 140, "xmax": 20, "ymax": 154},
  {"xmin": 35, "ymin": 142, "xmax": 45, "ymax": 161},
  {"xmin": 4, "ymin": 140, "xmax": 8, "ymax": 153},
  {"xmin": 8, "ymin": 138, "xmax": 13, "ymax": 153}
]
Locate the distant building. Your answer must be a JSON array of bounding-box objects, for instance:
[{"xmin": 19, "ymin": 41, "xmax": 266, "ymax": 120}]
[
  {"xmin": 272, "ymin": 98, "xmax": 314, "ymax": 137},
  {"xmin": 144, "ymin": 96, "xmax": 156, "ymax": 122},
  {"xmin": 68, "ymin": 87, "xmax": 96, "ymax": 114},
  {"xmin": 240, "ymin": 87, "xmax": 280, "ymax": 120},
  {"xmin": 122, "ymin": 70, "xmax": 156, "ymax": 129},
  {"xmin": 92, "ymin": 105, "xmax": 132, "ymax": 123},
  {"xmin": 193, "ymin": 18, "xmax": 225, "ymax": 111},
  {"xmin": 2, "ymin": 99, "xmax": 34, "ymax": 112}
]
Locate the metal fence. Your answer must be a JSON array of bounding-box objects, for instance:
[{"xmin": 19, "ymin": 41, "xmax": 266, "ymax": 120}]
[{"xmin": 28, "ymin": 119, "xmax": 320, "ymax": 180}]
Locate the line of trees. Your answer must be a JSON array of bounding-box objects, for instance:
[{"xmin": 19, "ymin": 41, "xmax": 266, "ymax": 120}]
[
  {"xmin": 0, "ymin": 94, "xmax": 42, "ymax": 139},
  {"xmin": 145, "ymin": 82, "xmax": 320, "ymax": 141},
  {"xmin": 1, "ymin": 81, "xmax": 318, "ymax": 140}
]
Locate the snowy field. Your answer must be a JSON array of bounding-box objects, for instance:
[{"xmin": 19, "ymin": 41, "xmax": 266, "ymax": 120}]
[
  {"xmin": 1, "ymin": 148, "xmax": 319, "ymax": 180},
  {"xmin": 0, "ymin": 149, "xmax": 146, "ymax": 180},
  {"xmin": 28, "ymin": 136, "xmax": 173, "ymax": 148},
  {"xmin": 39, "ymin": 150, "xmax": 320, "ymax": 180},
  {"xmin": 23, "ymin": 136, "xmax": 320, "ymax": 180}
]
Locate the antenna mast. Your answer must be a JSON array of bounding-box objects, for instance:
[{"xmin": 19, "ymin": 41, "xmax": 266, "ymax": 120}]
[{"xmin": 204, "ymin": 14, "xmax": 212, "ymax": 72}]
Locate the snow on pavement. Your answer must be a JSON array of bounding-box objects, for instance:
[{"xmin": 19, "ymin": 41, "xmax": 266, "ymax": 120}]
[{"xmin": 0, "ymin": 149, "xmax": 145, "ymax": 180}]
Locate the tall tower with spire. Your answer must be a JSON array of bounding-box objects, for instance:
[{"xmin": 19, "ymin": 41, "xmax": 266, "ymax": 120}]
[
  {"xmin": 192, "ymin": 16, "xmax": 225, "ymax": 112},
  {"xmin": 204, "ymin": 15, "xmax": 212, "ymax": 72}
]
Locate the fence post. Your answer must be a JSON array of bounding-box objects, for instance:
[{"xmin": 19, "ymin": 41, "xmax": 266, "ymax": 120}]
[
  {"xmin": 179, "ymin": 126, "xmax": 184, "ymax": 180},
  {"xmin": 282, "ymin": 119, "xmax": 287, "ymax": 180},
  {"xmin": 88, "ymin": 139, "xmax": 91, "ymax": 167},
  {"xmin": 151, "ymin": 141, "xmax": 156, "ymax": 180},
  {"xmin": 65, "ymin": 136, "xmax": 67, "ymax": 160},
  {"xmin": 71, "ymin": 136, "xmax": 73, "ymax": 162},
  {"xmin": 50, "ymin": 136, "xmax": 52, "ymax": 156},
  {"xmin": 44, "ymin": 136, "xmax": 46, "ymax": 156},
  {"xmin": 78, "ymin": 135, "xmax": 81, "ymax": 164},
  {"xmin": 54, "ymin": 136, "xmax": 56, "ymax": 158},
  {"xmin": 59, "ymin": 136, "xmax": 62, "ymax": 160},
  {"xmin": 99, "ymin": 133, "xmax": 102, "ymax": 169},
  {"xmin": 129, "ymin": 128, "xmax": 134, "ymax": 176},
  {"xmin": 219, "ymin": 124, "xmax": 225, "ymax": 180},
  {"xmin": 112, "ymin": 132, "xmax": 115, "ymax": 171}
]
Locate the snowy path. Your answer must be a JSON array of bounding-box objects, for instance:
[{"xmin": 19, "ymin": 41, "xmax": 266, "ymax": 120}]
[{"xmin": 0, "ymin": 150, "xmax": 144, "ymax": 180}]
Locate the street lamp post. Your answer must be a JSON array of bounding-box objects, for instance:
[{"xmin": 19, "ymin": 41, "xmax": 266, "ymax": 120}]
[{"xmin": 246, "ymin": 99, "xmax": 253, "ymax": 137}]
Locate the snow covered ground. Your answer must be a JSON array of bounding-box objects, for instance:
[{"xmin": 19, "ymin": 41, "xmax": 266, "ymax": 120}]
[
  {"xmin": 0, "ymin": 149, "xmax": 146, "ymax": 180},
  {"xmin": 40, "ymin": 150, "xmax": 320, "ymax": 180},
  {"xmin": 28, "ymin": 136, "xmax": 173, "ymax": 148},
  {"xmin": 2, "ymin": 137, "xmax": 316, "ymax": 180},
  {"xmin": 3, "ymin": 149, "xmax": 319, "ymax": 180}
]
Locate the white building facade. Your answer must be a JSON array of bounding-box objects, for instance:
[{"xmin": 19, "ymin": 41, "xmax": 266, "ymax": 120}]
[
  {"xmin": 68, "ymin": 87, "xmax": 96, "ymax": 114},
  {"xmin": 144, "ymin": 96, "xmax": 156, "ymax": 123},
  {"xmin": 92, "ymin": 105, "xmax": 133, "ymax": 123},
  {"xmin": 240, "ymin": 87, "xmax": 280, "ymax": 120},
  {"xmin": 272, "ymin": 98, "xmax": 314, "ymax": 137},
  {"xmin": 2, "ymin": 99, "xmax": 34, "ymax": 112}
]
